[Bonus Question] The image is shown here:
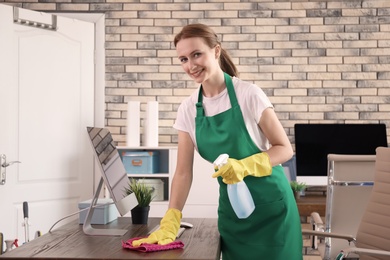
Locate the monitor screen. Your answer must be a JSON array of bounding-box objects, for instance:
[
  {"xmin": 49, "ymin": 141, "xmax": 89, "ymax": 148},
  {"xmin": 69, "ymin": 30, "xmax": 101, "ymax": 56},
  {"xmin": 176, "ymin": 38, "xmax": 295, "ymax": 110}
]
[
  {"xmin": 85, "ymin": 127, "xmax": 138, "ymax": 236},
  {"xmin": 87, "ymin": 127, "xmax": 129, "ymax": 204},
  {"xmin": 294, "ymin": 123, "xmax": 388, "ymax": 186}
]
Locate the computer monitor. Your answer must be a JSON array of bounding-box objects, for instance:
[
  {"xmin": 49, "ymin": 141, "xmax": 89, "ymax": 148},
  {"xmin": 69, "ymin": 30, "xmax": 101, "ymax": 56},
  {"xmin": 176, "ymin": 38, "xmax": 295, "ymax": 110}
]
[
  {"xmin": 84, "ymin": 127, "xmax": 138, "ymax": 236},
  {"xmin": 294, "ymin": 123, "xmax": 388, "ymax": 186}
]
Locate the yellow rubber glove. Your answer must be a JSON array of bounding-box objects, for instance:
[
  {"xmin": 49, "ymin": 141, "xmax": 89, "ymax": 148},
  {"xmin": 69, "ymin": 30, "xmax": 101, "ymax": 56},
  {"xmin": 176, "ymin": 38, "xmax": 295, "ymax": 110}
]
[
  {"xmin": 132, "ymin": 208, "xmax": 182, "ymax": 246},
  {"xmin": 212, "ymin": 152, "xmax": 272, "ymax": 184}
]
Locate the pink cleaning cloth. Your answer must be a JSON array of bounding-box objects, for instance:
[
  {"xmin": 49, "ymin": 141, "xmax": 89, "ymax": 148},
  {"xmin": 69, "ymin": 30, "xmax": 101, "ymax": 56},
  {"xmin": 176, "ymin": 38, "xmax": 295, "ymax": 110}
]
[{"xmin": 122, "ymin": 237, "xmax": 184, "ymax": 253}]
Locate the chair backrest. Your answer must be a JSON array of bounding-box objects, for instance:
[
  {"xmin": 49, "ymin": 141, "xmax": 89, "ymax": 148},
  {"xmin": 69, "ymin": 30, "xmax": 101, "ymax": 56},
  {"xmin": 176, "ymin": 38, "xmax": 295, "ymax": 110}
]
[
  {"xmin": 356, "ymin": 147, "xmax": 390, "ymax": 260},
  {"xmin": 282, "ymin": 155, "xmax": 296, "ymax": 181},
  {"xmin": 324, "ymin": 154, "xmax": 376, "ymax": 260}
]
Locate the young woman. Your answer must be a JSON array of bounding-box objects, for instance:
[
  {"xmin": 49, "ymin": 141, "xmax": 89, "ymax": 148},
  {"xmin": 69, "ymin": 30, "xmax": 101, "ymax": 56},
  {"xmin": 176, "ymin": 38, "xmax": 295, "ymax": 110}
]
[{"xmin": 132, "ymin": 23, "xmax": 303, "ymax": 260}]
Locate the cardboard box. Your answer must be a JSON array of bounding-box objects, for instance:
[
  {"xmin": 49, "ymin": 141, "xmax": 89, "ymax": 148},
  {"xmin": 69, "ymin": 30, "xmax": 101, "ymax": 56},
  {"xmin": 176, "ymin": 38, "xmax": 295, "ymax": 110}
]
[
  {"xmin": 122, "ymin": 151, "xmax": 160, "ymax": 174},
  {"xmin": 138, "ymin": 179, "xmax": 165, "ymax": 201},
  {"xmin": 78, "ymin": 198, "xmax": 118, "ymax": 225}
]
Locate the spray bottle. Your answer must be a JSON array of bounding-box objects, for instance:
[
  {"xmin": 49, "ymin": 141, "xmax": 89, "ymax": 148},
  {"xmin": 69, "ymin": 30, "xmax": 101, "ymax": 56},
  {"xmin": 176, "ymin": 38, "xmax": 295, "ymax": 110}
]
[{"xmin": 213, "ymin": 154, "xmax": 255, "ymax": 219}]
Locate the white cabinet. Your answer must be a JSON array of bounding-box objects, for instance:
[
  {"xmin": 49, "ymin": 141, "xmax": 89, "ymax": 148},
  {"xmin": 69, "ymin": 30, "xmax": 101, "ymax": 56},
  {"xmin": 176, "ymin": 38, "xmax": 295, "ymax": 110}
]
[
  {"xmin": 117, "ymin": 146, "xmax": 219, "ymax": 218},
  {"xmin": 183, "ymin": 150, "xmax": 219, "ymax": 218}
]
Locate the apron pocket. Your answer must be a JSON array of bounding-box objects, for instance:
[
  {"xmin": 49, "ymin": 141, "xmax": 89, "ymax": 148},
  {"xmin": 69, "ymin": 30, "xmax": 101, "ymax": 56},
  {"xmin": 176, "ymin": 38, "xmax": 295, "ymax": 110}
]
[{"xmin": 242, "ymin": 198, "xmax": 286, "ymax": 247}]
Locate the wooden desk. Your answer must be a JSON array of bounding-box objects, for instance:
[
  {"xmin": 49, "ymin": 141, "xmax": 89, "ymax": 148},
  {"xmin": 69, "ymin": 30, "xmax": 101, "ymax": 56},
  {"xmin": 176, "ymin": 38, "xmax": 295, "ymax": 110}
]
[
  {"xmin": 1, "ymin": 217, "xmax": 220, "ymax": 260},
  {"xmin": 296, "ymin": 194, "xmax": 326, "ymax": 221}
]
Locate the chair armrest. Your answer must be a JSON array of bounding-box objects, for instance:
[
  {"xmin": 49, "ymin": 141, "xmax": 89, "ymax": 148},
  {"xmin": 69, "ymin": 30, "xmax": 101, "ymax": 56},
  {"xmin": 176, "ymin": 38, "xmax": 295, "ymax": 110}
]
[
  {"xmin": 311, "ymin": 212, "xmax": 323, "ymax": 224},
  {"xmin": 301, "ymin": 229, "xmax": 356, "ymax": 243},
  {"xmin": 340, "ymin": 247, "xmax": 390, "ymax": 259},
  {"xmin": 306, "ymin": 212, "xmax": 325, "ymax": 250},
  {"xmin": 310, "ymin": 212, "xmax": 324, "ymax": 230}
]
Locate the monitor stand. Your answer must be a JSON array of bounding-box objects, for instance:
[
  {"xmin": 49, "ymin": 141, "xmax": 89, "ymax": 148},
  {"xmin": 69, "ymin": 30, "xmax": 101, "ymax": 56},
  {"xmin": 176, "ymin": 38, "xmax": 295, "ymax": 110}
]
[{"xmin": 83, "ymin": 177, "xmax": 128, "ymax": 236}]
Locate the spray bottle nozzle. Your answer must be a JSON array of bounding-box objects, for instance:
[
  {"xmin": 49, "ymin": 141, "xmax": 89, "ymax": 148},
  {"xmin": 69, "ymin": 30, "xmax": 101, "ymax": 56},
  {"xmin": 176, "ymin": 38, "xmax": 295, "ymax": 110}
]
[{"xmin": 213, "ymin": 154, "xmax": 229, "ymax": 171}]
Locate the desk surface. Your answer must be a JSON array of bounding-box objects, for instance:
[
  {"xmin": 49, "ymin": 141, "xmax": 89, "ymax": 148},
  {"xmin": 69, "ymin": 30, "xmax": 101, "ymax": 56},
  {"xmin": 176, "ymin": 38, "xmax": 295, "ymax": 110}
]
[{"xmin": 1, "ymin": 218, "xmax": 220, "ymax": 260}]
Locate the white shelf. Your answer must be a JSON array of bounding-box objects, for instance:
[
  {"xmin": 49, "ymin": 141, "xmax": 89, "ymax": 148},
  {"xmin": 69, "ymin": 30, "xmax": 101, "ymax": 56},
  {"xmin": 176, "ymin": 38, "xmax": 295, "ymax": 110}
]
[
  {"xmin": 118, "ymin": 146, "xmax": 219, "ymax": 218},
  {"xmin": 117, "ymin": 147, "xmax": 176, "ymax": 208}
]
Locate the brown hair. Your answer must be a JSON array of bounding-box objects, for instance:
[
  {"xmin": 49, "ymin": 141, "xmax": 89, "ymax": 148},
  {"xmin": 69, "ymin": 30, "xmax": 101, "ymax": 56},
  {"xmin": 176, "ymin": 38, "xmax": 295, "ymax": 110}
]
[{"xmin": 174, "ymin": 24, "xmax": 238, "ymax": 77}]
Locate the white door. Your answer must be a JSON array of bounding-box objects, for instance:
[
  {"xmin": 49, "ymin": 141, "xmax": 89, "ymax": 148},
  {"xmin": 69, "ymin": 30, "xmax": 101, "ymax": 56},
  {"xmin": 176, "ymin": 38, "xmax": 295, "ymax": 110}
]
[{"xmin": 0, "ymin": 4, "xmax": 95, "ymax": 244}]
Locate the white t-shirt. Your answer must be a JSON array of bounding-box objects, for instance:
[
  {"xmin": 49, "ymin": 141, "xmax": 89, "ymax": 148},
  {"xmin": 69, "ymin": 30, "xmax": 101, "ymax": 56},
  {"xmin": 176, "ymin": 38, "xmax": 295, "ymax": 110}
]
[{"xmin": 173, "ymin": 77, "xmax": 273, "ymax": 154}]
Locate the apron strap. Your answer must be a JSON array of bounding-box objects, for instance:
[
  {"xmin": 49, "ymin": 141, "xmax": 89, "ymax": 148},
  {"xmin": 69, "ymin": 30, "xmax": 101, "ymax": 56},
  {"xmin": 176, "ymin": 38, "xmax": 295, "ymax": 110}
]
[
  {"xmin": 224, "ymin": 73, "xmax": 238, "ymax": 107},
  {"xmin": 196, "ymin": 100, "xmax": 204, "ymax": 117},
  {"xmin": 196, "ymin": 73, "xmax": 238, "ymax": 117}
]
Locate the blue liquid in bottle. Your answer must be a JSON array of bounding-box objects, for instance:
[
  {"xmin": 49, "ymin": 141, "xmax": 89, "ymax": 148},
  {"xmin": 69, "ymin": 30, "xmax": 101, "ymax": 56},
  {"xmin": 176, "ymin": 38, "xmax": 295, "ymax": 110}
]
[{"xmin": 213, "ymin": 154, "xmax": 255, "ymax": 219}]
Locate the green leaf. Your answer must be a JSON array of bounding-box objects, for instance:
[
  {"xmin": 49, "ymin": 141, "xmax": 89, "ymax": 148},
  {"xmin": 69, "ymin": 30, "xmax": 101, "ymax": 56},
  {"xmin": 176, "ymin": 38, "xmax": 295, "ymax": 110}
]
[
  {"xmin": 290, "ymin": 180, "xmax": 307, "ymax": 191},
  {"xmin": 124, "ymin": 178, "xmax": 155, "ymax": 207}
]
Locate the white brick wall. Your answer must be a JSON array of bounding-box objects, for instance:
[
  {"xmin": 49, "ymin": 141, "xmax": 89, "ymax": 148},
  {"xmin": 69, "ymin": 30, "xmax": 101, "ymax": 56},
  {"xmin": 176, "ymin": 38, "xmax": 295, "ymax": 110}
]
[{"xmin": 4, "ymin": 0, "xmax": 389, "ymax": 147}]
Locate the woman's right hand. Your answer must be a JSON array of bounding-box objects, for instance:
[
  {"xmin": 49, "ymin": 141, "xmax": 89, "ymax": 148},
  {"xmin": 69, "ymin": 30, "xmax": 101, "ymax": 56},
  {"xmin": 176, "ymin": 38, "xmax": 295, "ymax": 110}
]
[{"xmin": 131, "ymin": 208, "xmax": 182, "ymax": 246}]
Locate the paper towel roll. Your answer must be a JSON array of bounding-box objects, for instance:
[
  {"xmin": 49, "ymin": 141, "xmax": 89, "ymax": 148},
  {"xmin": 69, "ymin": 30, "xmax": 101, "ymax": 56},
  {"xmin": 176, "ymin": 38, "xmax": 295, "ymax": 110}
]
[
  {"xmin": 126, "ymin": 101, "xmax": 140, "ymax": 147},
  {"xmin": 144, "ymin": 101, "xmax": 159, "ymax": 147}
]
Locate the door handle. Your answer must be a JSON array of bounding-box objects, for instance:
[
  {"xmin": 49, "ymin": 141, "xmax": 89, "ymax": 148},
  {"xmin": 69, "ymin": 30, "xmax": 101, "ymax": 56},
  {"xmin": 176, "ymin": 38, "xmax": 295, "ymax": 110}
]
[{"xmin": 0, "ymin": 154, "xmax": 21, "ymax": 185}]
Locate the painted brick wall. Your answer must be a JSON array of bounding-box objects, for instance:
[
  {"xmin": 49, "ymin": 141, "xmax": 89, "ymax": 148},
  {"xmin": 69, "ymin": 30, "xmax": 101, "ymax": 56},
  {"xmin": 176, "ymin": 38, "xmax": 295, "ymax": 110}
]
[{"xmin": 3, "ymin": 0, "xmax": 390, "ymax": 148}]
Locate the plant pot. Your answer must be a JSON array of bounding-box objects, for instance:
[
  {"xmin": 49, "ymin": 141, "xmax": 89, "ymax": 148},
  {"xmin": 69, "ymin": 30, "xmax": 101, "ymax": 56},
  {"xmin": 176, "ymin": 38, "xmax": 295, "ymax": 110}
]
[
  {"xmin": 294, "ymin": 191, "xmax": 301, "ymax": 200},
  {"xmin": 131, "ymin": 206, "xmax": 150, "ymax": 224}
]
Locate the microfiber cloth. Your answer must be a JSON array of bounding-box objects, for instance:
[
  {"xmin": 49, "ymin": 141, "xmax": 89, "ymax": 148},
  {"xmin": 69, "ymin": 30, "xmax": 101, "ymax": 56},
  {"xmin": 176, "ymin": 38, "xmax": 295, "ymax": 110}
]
[{"xmin": 122, "ymin": 237, "xmax": 184, "ymax": 253}]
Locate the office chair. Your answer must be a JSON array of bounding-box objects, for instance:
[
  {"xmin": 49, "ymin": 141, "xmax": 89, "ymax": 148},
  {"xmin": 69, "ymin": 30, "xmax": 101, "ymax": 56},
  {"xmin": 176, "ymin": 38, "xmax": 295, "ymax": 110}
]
[
  {"xmin": 320, "ymin": 153, "xmax": 376, "ymax": 259},
  {"xmin": 305, "ymin": 153, "xmax": 376, "ymax": 259},
  {"xmin": 303, "ymin": 147, "xmax": 390, "ymax": 260},
  {"xmin": 282, "ymin": 155, "xmax": 296, "ymax": 181}
]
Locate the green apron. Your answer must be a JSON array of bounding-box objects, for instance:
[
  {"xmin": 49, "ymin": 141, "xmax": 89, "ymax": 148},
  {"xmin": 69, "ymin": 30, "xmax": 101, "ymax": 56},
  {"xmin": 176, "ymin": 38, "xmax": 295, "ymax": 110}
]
[{"xmin": 195, "ymin": 73, "xmax": 303, "ymax": 260}]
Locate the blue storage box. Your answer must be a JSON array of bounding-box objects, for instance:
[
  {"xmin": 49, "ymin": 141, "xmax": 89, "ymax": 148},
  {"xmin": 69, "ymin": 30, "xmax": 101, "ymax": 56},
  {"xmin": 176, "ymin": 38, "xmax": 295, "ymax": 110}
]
[
  {"xmin": 122, "ymin": 151, "xmax": 160, "ymax": 174},
  {"xmin": 78, "ymin": 198, "xmax": 118, "ymax": 225}
]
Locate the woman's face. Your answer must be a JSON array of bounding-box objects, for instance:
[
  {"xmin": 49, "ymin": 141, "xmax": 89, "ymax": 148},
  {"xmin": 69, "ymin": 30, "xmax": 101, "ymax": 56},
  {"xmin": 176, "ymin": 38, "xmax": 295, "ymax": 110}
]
[{"xmin": 176, "ymin": 37, "xmax": 220, "ymax": 84}]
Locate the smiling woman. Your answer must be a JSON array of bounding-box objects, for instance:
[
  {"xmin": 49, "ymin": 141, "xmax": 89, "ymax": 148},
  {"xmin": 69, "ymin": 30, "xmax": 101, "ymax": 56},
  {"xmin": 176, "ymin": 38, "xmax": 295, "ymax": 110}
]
[
  {"xmin": 176, "ymin": 36, "xmax": 223, "ymax": 88},
  {"xmin": 174, "ymin": 24, "xmax": 238, "ymax": 89},
  {"xmin": 130, "ymin": 23, "xmax": 302, "ymax": 260}
]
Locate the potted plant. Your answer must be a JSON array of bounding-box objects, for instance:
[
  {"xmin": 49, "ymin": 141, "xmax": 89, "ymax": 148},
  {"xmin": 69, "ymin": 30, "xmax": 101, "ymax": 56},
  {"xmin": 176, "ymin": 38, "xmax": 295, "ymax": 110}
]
[
  {"xmin": 290, "ymin": 181, "xmax": 307, "ymax": 200},
  {"xmin": 125, "ymin": 178, "xmax": 154, "ymax": 224}
]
